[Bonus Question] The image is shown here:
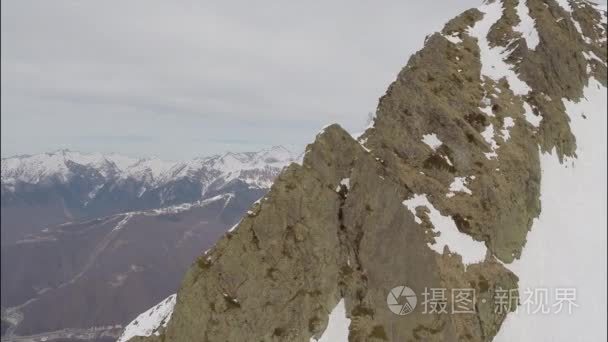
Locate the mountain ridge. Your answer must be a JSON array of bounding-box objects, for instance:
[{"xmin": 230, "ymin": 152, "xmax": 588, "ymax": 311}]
[
  {"xmin": 124, "ymin": 0, "xmax": 607, "ymax": 341},
  {"xmin": 1, "ymin": 146, "xmax": 295, "ymax": 189}
]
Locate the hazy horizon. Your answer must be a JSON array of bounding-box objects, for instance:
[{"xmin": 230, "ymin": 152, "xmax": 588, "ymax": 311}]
[{"xmin": 1, "ymin": 144, "xmax": 301, "ymax": 162}]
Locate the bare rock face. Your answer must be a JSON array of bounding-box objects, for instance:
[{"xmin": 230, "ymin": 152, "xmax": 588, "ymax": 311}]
[{"xmin": 131, "ymin": 1, "xmax": 606, "ymax": 341}]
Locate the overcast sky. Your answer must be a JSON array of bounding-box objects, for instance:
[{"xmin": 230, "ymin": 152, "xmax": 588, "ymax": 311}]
[{"xmin": 3, "ymin": 0, "xmax": 603, "ymax": 160}]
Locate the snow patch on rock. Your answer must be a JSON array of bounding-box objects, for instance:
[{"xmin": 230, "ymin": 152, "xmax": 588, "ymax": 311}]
[
  {"xmin": 310, "ymin": 299, "xmax": 350, "ymax": 342},
  {"xmin": 500, "ymin": 117, "xmax": 516, "ymax": 141},
  {"xmin": 469, "ymin": 1, "xmax": 532, "ymax": 96},
  {"xmin": 514, "ymin": 0, "xmax": 540, "ymax": 49},
  {"xmin": 421, "ymin": 133, "xmax": 443, "ymax": 151},
  {"xmin": 447, "ymin": 177, "xmax": 473, "ymax": 197},
  {"xmin": 403, "ymin": 194, "xmax": 487, "ymax": 265},
  {"xmin": 523, "ymin": 101, "xmax": 542, "ymax": 127},
  {"xmin": 482, "ymin": 124, "xmax": 500, "ymax": 159},
  {"xmin": 443, "ymin": 32, "xmax": 463, "ymax": 45}
]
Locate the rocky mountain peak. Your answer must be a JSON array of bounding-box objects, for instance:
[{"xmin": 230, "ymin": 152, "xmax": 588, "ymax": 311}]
[{"xmin": 123, "ymin": 1, "xmax": 606, "ymax": 341}]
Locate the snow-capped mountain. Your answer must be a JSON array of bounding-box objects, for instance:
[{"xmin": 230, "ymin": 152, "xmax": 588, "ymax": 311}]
[
  {"xmin": 0, "ymin": 147, "xmax": 295, "ymax": 244},
  {"xmin": 2, "ymin": 146, "xmax": 294, "ymax": 193}
]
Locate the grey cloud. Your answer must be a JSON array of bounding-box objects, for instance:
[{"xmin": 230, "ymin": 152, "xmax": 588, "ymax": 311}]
[{"xmin": 6, "ymin": 0, "xmax": 599, "ymax": 159}]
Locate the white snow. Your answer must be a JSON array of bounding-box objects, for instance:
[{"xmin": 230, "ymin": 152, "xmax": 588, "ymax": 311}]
[
  {"xmin": 105, "ymin": 153, "xmax": 140, "ymax": 171},
  {"xmin": 87, "ymin": 184, "xmax": 104, "ymax": 199},
  {"xmin": 523, "ymin": 101, "xmax": 542, "ymax": 127},
  {"xmin": 402, "ymin": 194, "xmax": 487, "ymax": 265},
  {"xmin": 557, "ymin": 0, "xmax": 588, "ymax": 41},
  {"xmin": 137, "ymin": 186, "xmax": 147, "ymax": 198},
  {"xmin": 514, "ymin": 0, "xmax": 540, "ymax": 49},
  {"xmin": 112, "ymin": 213, "xmax": 133, "ymax": 232},
  {"xmin": 500, "ymin": 117, "xmax": 515, "ymax": 141},
  {"xmin": 1, "ymin": 151, "xmax": 70, "ymax": 184},
  {"xmin": 573, "ymin": 18, "xmax": 587, "ymax": 40},
  {"xmin": 442, "ymin": 155, "xmax": 454, "ymax": 166},
  {"xmin": 149, "ymin": 194, "xmax": 231, "ymax": 216},
  {"xmin": 554, "ymin": 0, "xmax": 573, "ymax": 13},
  {"xmin": 117, "ymin": 294, "xmax": 177, "ymax": 342},
  {"xmin": 317, "ymin": 124, "xmax": 333, "ymax": 138},
  {"xmin": 480, "ymin": 104, "xmax": 495, "ymax": 117},
  {"xmin": 1, "ymin": 147, "xmax": 295, "ymax": 193},
  {"xmin": 583, "ymin": 50, "xmax": 608, "ymax": 67},
  {"xmin": 443, "ymin": 32, "xmax": 463, "ymax": 45},
  {"xmin": 421, "ymin": 133, "xmax": 443, "ymax": 151},
  {"xmin": 359, "ymin": 142, "xmax": 371, "ymax": 153},
  {"xmin": 596, "ymin": 4, "xmax": 607, "ymax": 42},
  {"xmin": 554, "ymin": 0, "xmax": 606, "ymax": 45},
  {"xmin": 496, "ymin": 79, "xmax": 607, "ymax": 341},
  {"xmin": 481, "ymin": 124, "xmax": 499, "ymax": 159},
  {"xmin": 228, "ymin": 219, "xmax": 242, "ymax": 233},
  {"xmin": 310, "ymin": 299, "xmax": 350, "ymax": 342},
  {"xmin": 171, "ymin": 147, "xmax": 293, "ymax": 189},
  {"xmin": 469, "ymin": 1, "xmax": 532, "ymax": 96},
  {"xmin": 96, "ymin": 194, "xmax": 235, "ymax": 234},
  {"xmin": 335, "ymin": 178, "xmax": 350, "ymax": 192},
  {"xmin": 123, "ymin": 158, "xmax": 175, "ymax": 183},
  {"xmin": 448, "ymin": 176, "xmax": 473, "ymax": 196}
]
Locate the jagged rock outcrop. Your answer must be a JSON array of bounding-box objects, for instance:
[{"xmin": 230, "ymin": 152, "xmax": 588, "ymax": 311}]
[{"xmin": 129, "ymin": 0, "xmax": 606, "ymax": 341}]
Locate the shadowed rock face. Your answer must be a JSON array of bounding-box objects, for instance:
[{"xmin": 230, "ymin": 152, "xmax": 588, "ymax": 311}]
[{"xmin": 131, "ymin": 1, "xmax": 606, "ymax": 341}]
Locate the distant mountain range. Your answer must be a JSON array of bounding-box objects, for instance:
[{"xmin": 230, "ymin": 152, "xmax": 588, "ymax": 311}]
[
  {"xmin": 0, "ymin": 147, "xmax": 296, "ymax": 341},
  {"xmin": 1, "ymin": 147, "xmax": 296, "ymax": 244},
  {"xmin": 2, "ymin": 146, "xmax": 295, "ymax": 190}
]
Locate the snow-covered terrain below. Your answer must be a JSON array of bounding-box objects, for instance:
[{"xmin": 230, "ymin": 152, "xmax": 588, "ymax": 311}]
[{"xmin": 495, "ymin": 79, "xmax": 607, "ymax": 341}]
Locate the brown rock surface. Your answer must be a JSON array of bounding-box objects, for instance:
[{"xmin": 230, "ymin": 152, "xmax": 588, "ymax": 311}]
[{"xmin": 131, "ymin": 1, "xmax": 606, "ymax": 341}]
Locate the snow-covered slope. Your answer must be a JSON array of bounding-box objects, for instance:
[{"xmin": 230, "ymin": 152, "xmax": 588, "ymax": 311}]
[
  {"xmin": 117, "ymin": 294, "xmax": 177, "ymax": 342},
  {"xmin": 495, "ymin": 78, "xmax": 607, "ymax": 341}
]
